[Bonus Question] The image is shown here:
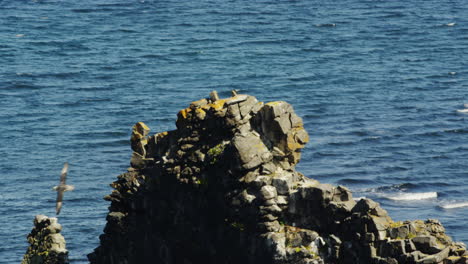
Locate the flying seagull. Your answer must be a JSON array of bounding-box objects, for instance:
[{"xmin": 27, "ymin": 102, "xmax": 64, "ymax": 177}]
[{"xmin": 53, "ymin": 162, "xmax": 74, "ymax": 215}]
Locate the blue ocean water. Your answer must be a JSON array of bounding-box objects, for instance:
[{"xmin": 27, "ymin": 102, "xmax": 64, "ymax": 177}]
[{"xmin": 1, "ymin": 0, "xmax": 468, "ymax": 262}]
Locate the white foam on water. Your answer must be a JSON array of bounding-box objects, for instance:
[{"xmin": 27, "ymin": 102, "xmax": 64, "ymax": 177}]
[
  {"xmin": 386, "ymin": 192, "xmax": 438, "ymax": 201},
  {"xmin": 456, "ymin": 109, "xmax": 468, "ymax": 113},
  {"xmin": 353, "ymin": 196, "xmax": 366, "ymax": 201},
  {"xmin": 440, "ymin": 202, "xmax": 468, "ymax": 209}
]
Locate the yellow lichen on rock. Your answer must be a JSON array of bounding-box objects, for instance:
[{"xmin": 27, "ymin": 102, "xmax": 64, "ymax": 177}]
[
  {"xmin": 190, "ymin": 98, "xmax": 208, "ymax": 109},
  {"xmin": 178, "ymin": 108, "xmax": 191, "ymax": 119},
  {"xmin": 294, "ymin": 127, "xmax": 309, "ymax": 144},
  {"xmin": 156, "ymin": 131, "xmax": 168, "ymax": 141},
  {"xmin": 286, "ymin": 127, "xmax": 309, "ymax": 152},
  {"xmin": 201, "ymin": 104, "xmax": 211, "ymax": 111},
  {"xmin": 131, "ymin": 122, "xmax": 150, "ymax": 156},
  {"xmin": 389, "ymin": 220, "xmax": 404, "ymax": 229},
  {"xmin": 209, "ymin": 99, "xmax": 226, "ymax": 111},
  {"xmin": 195, "ymin": 108, "xmax": 206, "ymax": 120},
  {"xmin": 266, "ymin": 101, "xmax": 282, "ymax": 107},
  {"xmin": 131, "ymin": 122, "xmax": 150, "ymax": 141}
]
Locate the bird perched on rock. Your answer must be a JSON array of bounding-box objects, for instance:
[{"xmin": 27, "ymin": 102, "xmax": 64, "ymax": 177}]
[{"xmin": 53, "ymin": 162, "xmax": 74, "ymax": 215}]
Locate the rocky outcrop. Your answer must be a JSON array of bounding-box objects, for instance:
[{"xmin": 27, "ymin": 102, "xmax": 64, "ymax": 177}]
[
  {"xmin": 88, "ymin": 92, "xmax": 468, "ymax": 264},
  {"xmin": 22, "ymin": 215, "xmax": 69, "ymax": 264}
]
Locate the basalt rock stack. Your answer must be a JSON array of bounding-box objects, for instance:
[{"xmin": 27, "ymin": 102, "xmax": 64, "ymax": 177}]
[
  {"xmin": 22, "ymin": 215, "xmax": 69, "ymax": 264},
  {"xmin": 89, "ymin": 92, "xmax": 468, "ymax": 264}
]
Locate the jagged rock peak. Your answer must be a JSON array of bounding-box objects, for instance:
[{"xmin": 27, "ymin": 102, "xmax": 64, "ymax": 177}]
[
  {"xmin": 89, "ymin": 92, "xmax": 468, "ymax": 264},
  {"xmin": 22, "ymin": 215, "xmax": 69, "ymax": 264}
]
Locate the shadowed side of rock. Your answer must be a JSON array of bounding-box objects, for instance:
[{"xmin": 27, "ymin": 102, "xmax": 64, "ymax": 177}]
[
  {"xmin": 22, "ymin": 215, "xmax": 69, "ymax": 264},
  {"xmin": 88, "ymin": 93, "xmax": 468, "ymax": 264}
]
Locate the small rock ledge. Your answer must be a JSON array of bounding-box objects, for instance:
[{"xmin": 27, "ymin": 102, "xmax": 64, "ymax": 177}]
[
  {"xmin": 89, "ymin": 93, "xmax": 468, "ymax": 264},
  {"xmin": 22, "ymin": 215, "xmax": 69, "ymax": 264}
]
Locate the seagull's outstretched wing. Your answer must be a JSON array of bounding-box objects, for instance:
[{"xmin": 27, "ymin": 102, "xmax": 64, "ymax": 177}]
[
  {"xmin": 60, "ymin": 162, "xmax": 68, "ymax": 185},
  {"xmin": 56, "ymin": 190, "xmax": 64, "ymax": 215},
  {"xmin": 56, "ymin": 162, "xmax": 68, "ymax": 215}
]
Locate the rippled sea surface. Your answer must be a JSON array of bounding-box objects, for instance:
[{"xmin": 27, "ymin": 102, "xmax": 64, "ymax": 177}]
[{"xmin": 1, "ymin": 0, "xmax": 468, "ymax": 262}]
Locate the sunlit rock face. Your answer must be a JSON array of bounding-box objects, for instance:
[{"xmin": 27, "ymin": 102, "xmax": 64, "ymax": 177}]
[{"xmin": 88, "ymin": 93, "xmax": 468, "ymax": 264}]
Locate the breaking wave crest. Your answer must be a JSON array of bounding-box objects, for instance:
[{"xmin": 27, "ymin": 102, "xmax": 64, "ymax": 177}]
[
  {"xmin": 385, "ymin": 192, "xmax": 438, "ymax": 201},
  {"xmin": 439, "ymin": 202, "xmax": 468, "ymax": 209}
]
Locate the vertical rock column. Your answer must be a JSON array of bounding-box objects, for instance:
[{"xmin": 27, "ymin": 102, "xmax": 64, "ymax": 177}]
[{"xmin": 22, "ymin": 215, "xmax": 69, "ymax": 264}]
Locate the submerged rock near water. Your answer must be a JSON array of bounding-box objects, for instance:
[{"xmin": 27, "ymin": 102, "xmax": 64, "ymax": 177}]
[
  {"xmin": 22, "ymin": 215, "xmax": 69, "ymax": 264},
  {"xmin": 88, "ymin": 93, "xmax": 468, "ymax": 264}
]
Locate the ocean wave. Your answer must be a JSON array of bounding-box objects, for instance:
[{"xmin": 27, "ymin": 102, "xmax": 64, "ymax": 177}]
[
  {"xmin": 439, "ymin": 202, "xmax": 468, "ymax": 209},
  {"xmin": 71, "ymin": 8, "xmax": 117, "ymax": 13},
  {"xmin": 371, "ymin": 183, "xmax": 417, "ymax": 192},
  {"xmin": 328, "ymin": 141, "xmax": 356, "ymax": 146},
  {"xmin": 382, "ymin": 165, "xmax": 410, "ymax": 172},
  {"xmin": 444, "ymin": 128, "xmax": 468, "ymax": 134},
  {"xmin": 315, "ymin": 23, "xmax": 336, "ymax": 27},
  {"xmin": 338, "ymin": 178, "xmax": 375, "ymax": 185},
  {"xmin": 3, "ymin": 82, "xmax": 41, "ymax": 90},
  {"xmin": 385, "ymin": 192, "xmax": 437, "ymax": 201},
  {"xmin": 78, "ymin": 139, "xmax": 129, "ymax": 148},
  {"xmin": 71, "ymin": 130, "xmax": 127, "ymax": 140},
  {"xmin": 360, "ymin": 136, "xmax": 381, "ymax": 142}
]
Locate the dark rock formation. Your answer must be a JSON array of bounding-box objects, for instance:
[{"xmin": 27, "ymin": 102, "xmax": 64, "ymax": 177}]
[
  {"xmin": 89, "ymin": 92, "xmax": 468, "ymax": 264},
  {"xmin": 22, "ymin": 215, "xmax": 69, "ymax": 264}
]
